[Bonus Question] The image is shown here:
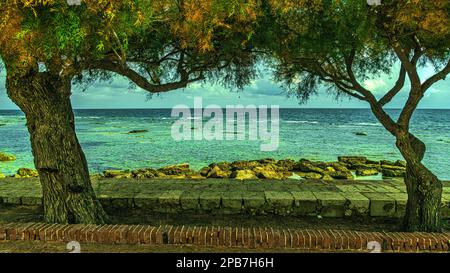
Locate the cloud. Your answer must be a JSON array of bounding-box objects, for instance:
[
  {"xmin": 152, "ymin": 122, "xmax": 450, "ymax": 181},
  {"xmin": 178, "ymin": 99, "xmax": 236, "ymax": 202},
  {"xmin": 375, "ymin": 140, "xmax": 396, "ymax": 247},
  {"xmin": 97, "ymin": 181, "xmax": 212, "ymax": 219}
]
[{"xmin": 0, "ymin": 61, "xmax": 449, "ymax": 110}]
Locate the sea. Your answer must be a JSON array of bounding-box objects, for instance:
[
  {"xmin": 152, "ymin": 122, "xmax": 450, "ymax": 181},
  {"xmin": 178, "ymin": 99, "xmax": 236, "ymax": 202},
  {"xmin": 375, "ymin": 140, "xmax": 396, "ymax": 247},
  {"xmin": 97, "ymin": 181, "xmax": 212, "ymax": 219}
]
[{"xmin": 0, "ymin": 108, "xmax": 449, "ymax": 179}]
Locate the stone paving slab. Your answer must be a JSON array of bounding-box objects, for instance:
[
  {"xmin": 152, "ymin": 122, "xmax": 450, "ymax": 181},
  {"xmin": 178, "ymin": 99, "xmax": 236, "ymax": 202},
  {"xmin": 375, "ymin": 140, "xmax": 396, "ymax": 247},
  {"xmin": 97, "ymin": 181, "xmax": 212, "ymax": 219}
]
[{"xmin": 0, "ymin": 178, "xmax": 449, "ymax": 219}]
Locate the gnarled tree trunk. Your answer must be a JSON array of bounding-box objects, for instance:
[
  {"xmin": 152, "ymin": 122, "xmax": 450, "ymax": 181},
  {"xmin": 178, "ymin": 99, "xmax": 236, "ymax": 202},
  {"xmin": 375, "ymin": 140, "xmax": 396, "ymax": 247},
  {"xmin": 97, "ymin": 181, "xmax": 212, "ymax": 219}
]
[
  {"xmin": 6, "ymin": 72, "xmax": 108, "ymax": 224},
  {"xmin": 396, "ymin": 133, "xmax": 442, "ymax": 232}
]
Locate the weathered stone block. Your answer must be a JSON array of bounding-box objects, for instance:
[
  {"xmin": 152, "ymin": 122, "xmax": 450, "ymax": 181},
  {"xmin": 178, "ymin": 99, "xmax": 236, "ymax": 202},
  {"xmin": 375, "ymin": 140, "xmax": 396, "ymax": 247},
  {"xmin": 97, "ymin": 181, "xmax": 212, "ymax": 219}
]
[
  {"xmin": 341, "ymin": 192, "xmax": 370, "ymax": 216},
  {"xmin": 180, "ymin": 191, "xmax": 200, "ymax": 210},
  {"xmin": 386, "ymin": 193, "xmax": 408, "ymax": 218},
  {"xmin": 363, "ymin": 193, "xmax": 396, "ymax": 217},
  {"xmin": 264, "ymin": 191, "xmax": 294, "ymax": 215},
  {"xmin": 290, "ymin": 191, "xmax": 318, "ymax": 216},
  {"xmin": 221, "ymin": 192, "xmax": 242, "ymax": 213},
  {"xmin": 336, "ymin": 185, "xmax": 360, "ymax": 192},
  {"xmin": 110, "ymin": 198, "xmax": 132, "ymax": 208},
  {"xmin": 133, "ymin": 192, "xmax": 160, "ymax": 210},
  {"xmin": 314, "ymin": 192, "xmax": 346, "ymax": 217},
  {"xmin": 20, "ymin": 196, "xmax": 42, "ymax": 206},
  {"xmin": 242, "ymin": 192, "xmax": 266, "ymax": 213},
  {"xmin": 199, "ymin": 191, "xmax": 221, "ymax": 210},
  {"xmin": 159, "ymin": 190, "xmax": 183, "ymax": 207}
]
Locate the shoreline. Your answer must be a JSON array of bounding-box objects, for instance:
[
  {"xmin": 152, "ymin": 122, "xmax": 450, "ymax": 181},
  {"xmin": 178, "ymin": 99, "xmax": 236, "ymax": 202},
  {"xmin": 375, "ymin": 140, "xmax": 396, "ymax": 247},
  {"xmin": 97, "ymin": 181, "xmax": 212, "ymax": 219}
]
[{"xmin": 1, "ymin": 155, "xmax": 408, "ymax": 181}]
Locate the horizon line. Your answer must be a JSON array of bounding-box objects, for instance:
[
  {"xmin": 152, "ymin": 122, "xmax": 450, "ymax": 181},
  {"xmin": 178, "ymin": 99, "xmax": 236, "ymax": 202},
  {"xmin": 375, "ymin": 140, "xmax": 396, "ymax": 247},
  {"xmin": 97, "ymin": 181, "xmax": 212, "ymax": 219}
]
[{"xmin": 1, "ymin": 107, "xmax": 450, "ymax": 111}]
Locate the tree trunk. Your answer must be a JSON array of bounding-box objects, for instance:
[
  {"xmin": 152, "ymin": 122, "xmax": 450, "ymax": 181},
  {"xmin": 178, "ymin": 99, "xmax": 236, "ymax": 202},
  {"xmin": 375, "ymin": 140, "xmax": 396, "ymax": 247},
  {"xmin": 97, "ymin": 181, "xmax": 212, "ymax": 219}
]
[
  {"xmin": 6, "ymin": 72, "xmax": 108, "ymax": 224},
  {"xmin": 396, "ymin": 133, "xmax": 442, "ymax": 232}
]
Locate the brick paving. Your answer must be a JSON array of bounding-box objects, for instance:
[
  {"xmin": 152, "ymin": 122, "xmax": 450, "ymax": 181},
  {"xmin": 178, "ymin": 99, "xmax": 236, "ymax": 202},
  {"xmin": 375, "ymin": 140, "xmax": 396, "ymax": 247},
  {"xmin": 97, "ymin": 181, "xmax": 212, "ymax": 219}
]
[{"xmin": 0, "ymin": 222, "xmax": 449, "ymax": 252}]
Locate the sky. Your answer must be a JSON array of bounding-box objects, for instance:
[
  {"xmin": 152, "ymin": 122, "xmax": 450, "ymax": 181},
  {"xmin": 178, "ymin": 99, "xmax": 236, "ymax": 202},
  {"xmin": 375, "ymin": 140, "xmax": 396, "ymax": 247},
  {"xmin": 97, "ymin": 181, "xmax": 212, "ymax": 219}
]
[{"xmin": 0, "ymin": 62, "xmax": 449, "ymax": 110}]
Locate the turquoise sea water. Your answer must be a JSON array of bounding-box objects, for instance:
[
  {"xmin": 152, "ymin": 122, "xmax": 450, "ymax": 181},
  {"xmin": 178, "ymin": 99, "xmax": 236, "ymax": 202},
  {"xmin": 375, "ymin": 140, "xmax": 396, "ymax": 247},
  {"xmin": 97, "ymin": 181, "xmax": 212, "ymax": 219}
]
[{"xmin": 0, "ymin": 108, "xmax": 449, "ymax": 179}]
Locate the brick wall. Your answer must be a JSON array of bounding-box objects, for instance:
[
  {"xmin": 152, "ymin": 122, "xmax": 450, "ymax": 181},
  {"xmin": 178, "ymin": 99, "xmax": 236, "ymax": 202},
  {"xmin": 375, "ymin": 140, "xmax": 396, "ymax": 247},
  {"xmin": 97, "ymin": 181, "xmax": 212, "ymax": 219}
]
[{"xmin": 0, "ymin": 222, "xmax": 449, "ymax": 252}]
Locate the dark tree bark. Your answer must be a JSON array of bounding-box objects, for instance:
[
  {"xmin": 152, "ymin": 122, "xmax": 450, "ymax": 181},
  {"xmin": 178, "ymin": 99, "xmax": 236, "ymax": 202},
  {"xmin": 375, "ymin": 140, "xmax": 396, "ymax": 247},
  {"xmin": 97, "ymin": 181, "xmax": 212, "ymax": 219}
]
[
  {"xmin": 6, "ymin": 72, "xmax": 108, "ymax": 224},
  {"xmin": 396, "ymin": 133, "xmax": 442, "ymax": 232}
]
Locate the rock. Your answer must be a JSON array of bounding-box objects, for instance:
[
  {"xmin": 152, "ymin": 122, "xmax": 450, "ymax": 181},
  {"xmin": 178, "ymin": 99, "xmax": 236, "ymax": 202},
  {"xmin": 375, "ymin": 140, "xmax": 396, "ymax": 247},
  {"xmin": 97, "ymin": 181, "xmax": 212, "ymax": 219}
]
[
  {"xmin": 327, "ymin": 162, "xmax": 351, "ymax": 172},
  {"xmin": 322, "ymin": 174, "xmax": 334, "ymax": 180},
  {"xmin": 131, "ymin": 168, "xmax": 159, "ymax": 178},
  {"xmin": 254, "ymin": 168, "xmax": 285, "ymax": 179},
  {"xmin": 354, "ymin": 132, "xmax": 368, "ymax": 136},
  {"xmin": 296, "ymin": 172, "xmax": 322, "ymax": 179},
  {"xmin": 257, "ymin": 158, "xmax": 276, "ymax": 164},
  {"xmin": 209, "ymin": 162, "xmax": 231, "ymax": 172},
  {"xmin": 366, "ymin": 159, "xmax": 380, "ymax": 165},
  {"xmin": 276, "ymin": 159, "xmax": 297, "ymax": 171},
  {"xmin": 157, "ymin": 163, "xmax": 191, "ymax": 175},
  {"xmin": 355, "ymin": 168, "xmax": 380, "ymax": 176},
  {"xmin": 0, "ymin": 152, "xmax": 16, "ymax": 162},
  {"xmin": 337, "ymin": 156, "xmax": 367, "ymax": 166},
  {"xmin": 199, "ymin": 166, "xmax": 211, "ymax": 177},
  {"xmin": 395, "ymin": 160, "xmax": 406, "ymax": 167},
  {"xmin": 15, "ymin": 168, "xmax": 39, "ymax": 178},
  {"xmin": 127, "ymin": 130, "xmax": 148, "ymax": 134},
  {"xmin": 207, "ymin": 165, "xmax": 230, "ymax": 178},
  {"xmin": 103, "ymin": 170, "xmax": 132, "ymax": 179},
  {"xmin": 381, "ymin": 164, "xmax": 405, "ymax": 171},
  {"xmin": 186, "ymin": 174, "xmax": 206, "ymax": 180},
  {"xmin": 295, "ymin": 160, "xmax": 325, "ymax": 174},
  {"xmin": 382, "ymin": 169, "xmax": 405, "ymax": 178},
  {"xmin": 325, "ymin": 171, "xmax": 354, "ymax": 180},
  {"xmin": 230, "ymin": 160, "xmax": 260, "ymax": 171},
  {"xmin": 230, "ymin": 170, "xmax": 258, "ymax": 180}
]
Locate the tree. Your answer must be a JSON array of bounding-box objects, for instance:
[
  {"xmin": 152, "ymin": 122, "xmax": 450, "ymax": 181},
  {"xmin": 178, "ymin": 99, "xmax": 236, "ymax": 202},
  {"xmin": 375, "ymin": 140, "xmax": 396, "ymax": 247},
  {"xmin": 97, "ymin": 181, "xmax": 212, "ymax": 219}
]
[
  {"xmin": 263, "ymin": 0, "xmax": 450, "ymax": 231},
  {"xmin": 0, "ymin": 0, "xmax": 260, "ymax": 224}
]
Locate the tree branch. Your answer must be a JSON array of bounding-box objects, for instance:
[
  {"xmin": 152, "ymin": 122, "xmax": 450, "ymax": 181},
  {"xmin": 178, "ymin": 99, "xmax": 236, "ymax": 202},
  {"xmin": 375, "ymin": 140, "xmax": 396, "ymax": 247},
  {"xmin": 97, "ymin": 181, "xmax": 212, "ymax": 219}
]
[{"xmin": 88, "ymin": 60, "xmax": 203, "ymax": 93}]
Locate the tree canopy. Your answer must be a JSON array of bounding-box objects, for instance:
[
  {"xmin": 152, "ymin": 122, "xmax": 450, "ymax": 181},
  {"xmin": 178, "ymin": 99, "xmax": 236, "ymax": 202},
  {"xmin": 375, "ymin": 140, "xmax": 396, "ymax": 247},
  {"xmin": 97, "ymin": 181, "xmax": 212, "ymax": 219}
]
[
  {"xmin": 0, "ymin": 0, "xmax": 262, "ymax": 91},
  {"xmin": 264, "ymin": 0, "xmax": 450, "ymax": 112}
]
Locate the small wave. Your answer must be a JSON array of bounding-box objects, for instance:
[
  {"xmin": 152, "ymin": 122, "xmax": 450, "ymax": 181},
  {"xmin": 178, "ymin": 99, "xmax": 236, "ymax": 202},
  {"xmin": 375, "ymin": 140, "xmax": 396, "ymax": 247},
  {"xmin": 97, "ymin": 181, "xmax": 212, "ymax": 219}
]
[
  {"xmin": 284, "ymin": 120, "xmax": 319, "ymax": 124},
  {"xmin": 76, "ymin": 116, "xmax": 101, "ymax": 119},
  {"xmin": 353, "ymin": 122, "xmax": 381, "ymax": 127}
]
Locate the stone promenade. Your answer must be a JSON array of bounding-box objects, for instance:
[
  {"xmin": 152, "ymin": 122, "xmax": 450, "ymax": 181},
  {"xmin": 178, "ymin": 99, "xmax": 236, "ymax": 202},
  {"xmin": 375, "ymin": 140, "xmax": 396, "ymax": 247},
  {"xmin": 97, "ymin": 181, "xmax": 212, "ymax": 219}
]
[{"xmin": 1, "ymin": 177, "xmax": 449, "ymax": 219}]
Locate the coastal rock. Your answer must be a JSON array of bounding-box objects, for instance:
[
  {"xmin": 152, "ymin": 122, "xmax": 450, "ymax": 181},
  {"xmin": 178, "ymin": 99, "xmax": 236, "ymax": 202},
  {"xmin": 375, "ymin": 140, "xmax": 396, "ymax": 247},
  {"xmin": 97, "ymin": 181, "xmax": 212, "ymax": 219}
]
[
  {"xmin": 103, "ymin": 170, "xmax": 132, "ymax": 179},
  {"xmin": 199, "ymin": 166, "xmax": 211, "ymax": 177},
  {"xmin": 230, "ymin": 170, "xmax": 257, "ymax": 180},
  {"xmin": 355, "ymin": 168, "xmax": 380, "ymax": 176},
  {"xmin": 322, "ymin": 174, "xmax": 334, "ymax": 180},
  {"xmin": 381, "ymin": 164, "xmax": 406, "ymax": 171},
  {"xmin": 131, "ymin": 168, "xmax": 159, "ymax": 179},
  {"xmin": 257, "ymin": 158, "xmax": 276, "ymax": 164},
  {"xmin": 337, "ymin": 156, "xmax": 367, "ymax": 166},
  {"xmin": 295, "ymin": 160, "xmax": 325, "ymax": 174},
  {"xmin": 207, "ymin": 165, "xmax": 231, "ymax": 178},
  {"xmin": 276, "ymin": 159, "xmax": 296, "ymax": 171},
  {"xmin": 230, "ymin": 160, "xmax": 260, "ymax": 171},
  {"xmin": 296, "ymin": 172, "xmax": 322, "ymax": 179},
  {"xmin": 209, "ymin": 162, "xmax": 231, "ymax": 172},
  {"xmin": 327, "ymin": 162, "xmax": 351, "ymax": 172},
  {"xmin": 395, "ymin": 160, "xmax": 407, "ymax": 167},
  {"xmin": 128, "ymin": 130, "xmax": 149, "ymax": 134},
  {"xmin": 15, "ymin": 168, "xmax": 39, "ymax": 178},
  {"xmin": 157, "ymin": 163, "xmax": 191, "ymax": 175},
  {"xmin": 382, "ymin": 169, "xmax": 405, "ymax": 178},
  {"xmin": 186, "ymin": 174, "xmax": 206, "ymax": 180},
  {"xmin": 0, "ymin": 152, "xmax": 16, "ymax": 162},
  {"xmin": 324, "ymin": 171, "xmax": 354, "ymax": 180},
  {"xmin": 253, "ymin": 167, "xmax": 285, "ymax": 179},
  {"xmin": 380, "ymin": 160, "xmax": 407, "ymax": 168}
]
